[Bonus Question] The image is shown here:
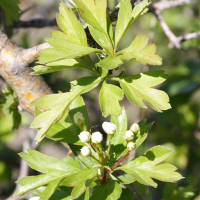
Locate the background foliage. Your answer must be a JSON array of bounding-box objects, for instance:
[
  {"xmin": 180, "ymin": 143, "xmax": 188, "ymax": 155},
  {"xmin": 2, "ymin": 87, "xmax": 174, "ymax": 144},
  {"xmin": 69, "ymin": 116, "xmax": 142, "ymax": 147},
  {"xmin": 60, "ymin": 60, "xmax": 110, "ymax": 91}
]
[{"xmin": 0, "ymin": 0, "xmax": 200, "ymax": 199}]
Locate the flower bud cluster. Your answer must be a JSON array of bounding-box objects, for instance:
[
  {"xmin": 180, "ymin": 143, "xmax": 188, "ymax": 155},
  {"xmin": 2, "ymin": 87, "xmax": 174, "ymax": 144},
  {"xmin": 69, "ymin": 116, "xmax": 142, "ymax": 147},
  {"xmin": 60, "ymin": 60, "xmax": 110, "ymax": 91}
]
[
  {"xmin": 79, "ymin": 121, "xmax": 117, "ymax": 157},
  {"xmin": 125, "ymin": 123, "xmax": 140, "ymax": 151}
]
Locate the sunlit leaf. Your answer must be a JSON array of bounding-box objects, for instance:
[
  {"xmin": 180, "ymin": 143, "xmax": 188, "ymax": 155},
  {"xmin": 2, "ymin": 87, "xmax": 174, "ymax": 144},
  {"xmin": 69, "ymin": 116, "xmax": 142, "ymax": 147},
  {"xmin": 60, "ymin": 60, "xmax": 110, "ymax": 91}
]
[
  {"xmin": 119, "ymin": 70, "xmax": 171, "ymax": 112},
  {"xmin": 97, "ymin": 56, "xmax": 123, "ymax": 70},
  {"xmin": 117, "ymin": 146, "xmax": 184, "ymax": 188}
]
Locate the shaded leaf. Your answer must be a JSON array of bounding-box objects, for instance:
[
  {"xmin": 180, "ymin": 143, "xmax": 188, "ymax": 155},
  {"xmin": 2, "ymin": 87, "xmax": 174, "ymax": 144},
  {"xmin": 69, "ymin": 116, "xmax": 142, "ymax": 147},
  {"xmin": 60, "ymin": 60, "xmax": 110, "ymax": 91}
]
[
  {"xmin": 119, "ymin": 35, "xmax": 162, "ymax": 65},
  {"xmin": 90, "ymin": 181, "xmax": 122, "ymax": 200},
  {"xmin": 117, "ymin": 146, "xmax": 184, "ymax": 188},
  {"xmin": 118, "ymin": 188, "xmax": 135, "ymax": 200},
  {"xmin": 117, "ymin": 174, "xmax": 135, "ymax": 185},
  {"xmin": 99, "ymin": 81, "xmax": 124, "ymax": 117},
  {"xmin": 119, "ymin": 70, "xmax": 171, "ymax": 112}
]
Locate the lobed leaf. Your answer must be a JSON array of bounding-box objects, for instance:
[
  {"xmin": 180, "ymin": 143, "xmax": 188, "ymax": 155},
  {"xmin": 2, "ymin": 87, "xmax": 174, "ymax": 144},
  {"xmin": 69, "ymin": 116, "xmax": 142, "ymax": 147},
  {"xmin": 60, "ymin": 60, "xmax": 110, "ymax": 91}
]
[
  {"xmin": 31, "ymin": 77, "xmax": 102, "ymax": 143},
  {"xmin": 119, "ymin": 70, "xmax": 171, "ymax": 112},
  {"xmin": 73, "ymin": 0, "xmax": 107, "ymax": 34},
  {"xmin": 119, "ymin": 34, "xmax": 162, "ymax": 65},
  {"xmin": 38, "ymin": 38, "xmax": 101, "ymax": 64},
  {"xmin": 57, "ymin": 2, "xmax": 87, "ymax": 46},
  {"xmin": 117, "ymin": 146, "xmax": 184, "ymax": 188},
  {"xmin": 99, "ymin": 81, "xmax": 124, "ymax": 117}
]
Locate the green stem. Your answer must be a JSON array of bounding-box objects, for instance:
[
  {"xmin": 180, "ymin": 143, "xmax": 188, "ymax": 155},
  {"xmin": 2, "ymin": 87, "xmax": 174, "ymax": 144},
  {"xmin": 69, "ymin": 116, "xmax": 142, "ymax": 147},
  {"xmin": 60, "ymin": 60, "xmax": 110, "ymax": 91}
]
[
  {"xmin": 90, "ymin": 155, "xmax": 102, "ymax": 165},
  {"xmin": 104, "ymin": 136, "xmax": 112, "ymax": 164}
]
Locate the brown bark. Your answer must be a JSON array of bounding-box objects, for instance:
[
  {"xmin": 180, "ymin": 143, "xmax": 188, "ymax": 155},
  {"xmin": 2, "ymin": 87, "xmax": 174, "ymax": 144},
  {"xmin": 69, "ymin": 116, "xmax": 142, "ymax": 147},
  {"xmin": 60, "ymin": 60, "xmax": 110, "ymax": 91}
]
[{"xmin": 0, "ymin": 31, "xmax": 52, "ymax": 115}]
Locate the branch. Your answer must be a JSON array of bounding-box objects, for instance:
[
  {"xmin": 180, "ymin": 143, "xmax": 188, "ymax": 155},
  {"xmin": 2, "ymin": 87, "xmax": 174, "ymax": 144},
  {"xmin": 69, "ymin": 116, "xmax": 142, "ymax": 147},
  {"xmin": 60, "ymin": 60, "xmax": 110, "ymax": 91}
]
[
  {"xmin": 169, "ymin": 31, "xmax": 200, "ymax": 48},
  {"xmin": 13, "ymin": 18, "xmax": 56, "ymax": 28},
  {"xmin": 0, "ymin": 31, "xmax": 52, "ymax": 115}
]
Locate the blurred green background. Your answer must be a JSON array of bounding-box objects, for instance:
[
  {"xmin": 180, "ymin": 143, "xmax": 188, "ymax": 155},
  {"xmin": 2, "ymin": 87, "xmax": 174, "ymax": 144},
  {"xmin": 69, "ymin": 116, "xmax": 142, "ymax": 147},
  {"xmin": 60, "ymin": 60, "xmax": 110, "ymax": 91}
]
[{"xmin": 0, "ymin": 0, "xmax": 200, "ymax": 199}]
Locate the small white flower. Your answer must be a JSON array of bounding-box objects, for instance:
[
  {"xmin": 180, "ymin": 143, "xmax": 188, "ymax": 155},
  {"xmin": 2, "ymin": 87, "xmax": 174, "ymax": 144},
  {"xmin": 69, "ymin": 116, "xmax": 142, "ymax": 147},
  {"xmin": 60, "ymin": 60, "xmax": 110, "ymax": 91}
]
[
  {"xmin": 102, "ymin": 122, "xmax": 117, "ymax": 135},
  {"xmin": 78, "ymin": 131, "xmax": 91, "ymax": 143},
  {"xmin": 125, "ymin": 130, "xmax": 134, "ymax": 140},
  {"xmin": 29, "ymin": 197, "xmax": 40, "ymax": 200},
  {"xmin": 127, "ymin": 142, "xmax": 136, "ymax": 151},
  {"xmin": 81, "ymin": 146, "xmax": 91, "ymax": 157},
  {"xmin": 92, "ymin": 132, "xmax": 103, "ymax": 144},
  {"xmin": 74, "ymin": 112, "xmax": 84, "ymax": 124},
  {"xmin": 130, "ymin": 123, "xmax": 140, "ymax": 133}
]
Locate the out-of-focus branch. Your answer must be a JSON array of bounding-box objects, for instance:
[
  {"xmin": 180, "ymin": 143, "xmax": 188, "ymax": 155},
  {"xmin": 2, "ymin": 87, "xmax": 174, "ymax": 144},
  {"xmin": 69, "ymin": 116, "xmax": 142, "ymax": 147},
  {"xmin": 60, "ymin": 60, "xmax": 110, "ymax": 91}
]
[
  {"xmin": 0, "ymin": 31, "xmax": 52, "ymax": 115},
  {"xmin": 154, "ymin": 10, "xmax": 181, "ymax": 49},
  {"xmin": 13, "ymin": 18, "xmax": 56, "ymax": 28},
  {"xmin": 169, "ymin": 31, "xmax": 200, "ymax": 48}
]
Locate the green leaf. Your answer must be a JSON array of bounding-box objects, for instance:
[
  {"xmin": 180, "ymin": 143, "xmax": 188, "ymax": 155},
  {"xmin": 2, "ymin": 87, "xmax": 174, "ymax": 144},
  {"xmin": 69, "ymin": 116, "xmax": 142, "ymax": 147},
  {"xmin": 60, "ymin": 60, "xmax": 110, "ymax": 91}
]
[
  {"xmin": 71, "ymin": 76, "xmax": 102, "ymax": 94},
  {"xmin": 45, "ymin": 108, "xmax": 82, "ymax": 145},
  {"xmin": 97, "ymin": 56, "xmax": 123, "ymax": 70},
  {"xmin": 132, "ymin": 0, "xmax": 151, "ymax": 19},
  {"xmin": 19, "ymin": 149, "xmax": 80, "ymax": 175},
  {"xmin": 119, "ymin": 34, "xmax": 162, "ymax": 65},
  {"xmin": 115, "ymin": 0, "xmax": 132, "ymax": 50},
  {"xmin": 89, "ymin": 26, "xmax": 113, "ymax": 55},
  {"xmin": 71, "ymin": 181, "xmax": 86, "ymax": 199},
  {"xmin": 40, "ymin": 178, "xmax": 63, "ymax": 200},
  {"xmin": 119, "ymin": 70, "xmax": 171, "ymax": 112},
  {"xmin": 117, "ymin": 174, "xmax": 135, "ymax": 185},
  {"xmin": 117, "ymin": 146, "xmax": 184, "ymax": 188},
  {"xmin": 73, "ymin": 0, "xmax": 107, "ymax": 34},
  {"xmin": 62, "ymin": 168, "xmax": 98, "ymax": 186},
  {"xmin": 134, "ymin": 119, "xmax": 153, "ymax": 149},
  {"xmin": 118, "ymin": 188, "xmax": 135, "ymax": 200},
  {"xmin": 38, "ymin": 38, "xmax": 102, "ymax": 64},
  {"xmin": 31, "ymin": 77, "xmax": 102, "ymax": 143},
  {"xmin": 99, "ymin": 81, "xmax": 124, "ymax": 117},
  {"xmin": 0, "ymin": 0, "xmax": 20, "ymax": 25},
  {"xmin": 57, "ymin": 2, "xmax": 87, "ymax": 46},
  {"xmin": 109, "ymin": 107, "xmax": 128, "ymax": 161},
  {"xmin": 32, "ymin": 57, "xmax": 95, "ymax": 75},
  {"xmin": 90, "ymin": 181, "xmax": 122, "ymax": 200}
]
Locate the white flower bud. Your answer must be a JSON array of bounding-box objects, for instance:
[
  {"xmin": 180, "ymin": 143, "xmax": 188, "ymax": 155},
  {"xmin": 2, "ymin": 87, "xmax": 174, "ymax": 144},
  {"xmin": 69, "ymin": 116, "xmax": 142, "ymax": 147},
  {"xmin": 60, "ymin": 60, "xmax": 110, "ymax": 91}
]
[
  {"xmin": 29, "ymin": 197, "xmax": 40, "ymax": 200},
  {"xmin": 78, "ymin": 131, "xmax": 91, "ymax": 143},
  {"xmin": 74, "ymin": 112, "xmax": 84, "ymax": 124},
  {"xmin": 92, "ymin": 132, "xmax": 103, "ymax": 144},
  {"xmin": 125, "ymin": 130, "xmax": 134, "ymax": 140},
  {"xmin": 130, "ymin": 123, "xmax": 140, "ymax": 133},
  {"xmin": 127, "ymin": 142, "xmax": 136, "ymax": 151},
  {"xmin": 81, "ymin": 146, "xmax": 91, "ymax": 157},
  {"xmin": 102, "ymin": 122, "xmax": 117, "ymax": 135}
]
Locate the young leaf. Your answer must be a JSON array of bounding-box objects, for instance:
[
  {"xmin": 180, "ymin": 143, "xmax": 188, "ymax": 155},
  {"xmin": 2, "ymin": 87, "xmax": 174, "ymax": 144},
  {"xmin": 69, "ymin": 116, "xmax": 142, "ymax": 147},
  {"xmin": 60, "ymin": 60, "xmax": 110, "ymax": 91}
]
[
  {"xmin": 38, "ymin": 38, "xmax": 102, "ymax": 64},
  {"xmin": 57, "ymin": 2, "xmax": 87, "ymax": 46},
  {"xmin": 97, "ymin": 56, "xmax": 123, "ymax": 70},
  {"xmin": 99, "ymin": 81, "xmax": 124, "ymax": 117},
  {"xmin": 132, "ymin": 0, "xmax": 151, "ymax": 19},
  {"xmin": 116, "ymin": 146, "xmax": 184, "ymax": 188},
  {"xmin": 31, "ymin": 77, "xmax": 102, "ymax": 143},
  {"xmin": 118, "ymin": 34, "xmax": 162, "ymax": 65},
  {"xmin": 115, "ymin": 0, "xmax": 132, "ymax": 50},
  {"xmin": 119, "ymin": 70, "xmax": 171, "ymax": 112},
  {"xmin": 73, "ymin": 0, "xmax": 107, "ymax": 34},
  {"xmin": 90, "ymin": 181, "xmax": 122, "ymax": 200},
  {"xmin": 117, "ymin": 174, "xmax": 135, "ymax": 185},
  {"xmin": 89, "ymin": 26, "xmax": 113, "ymax": 55}
]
